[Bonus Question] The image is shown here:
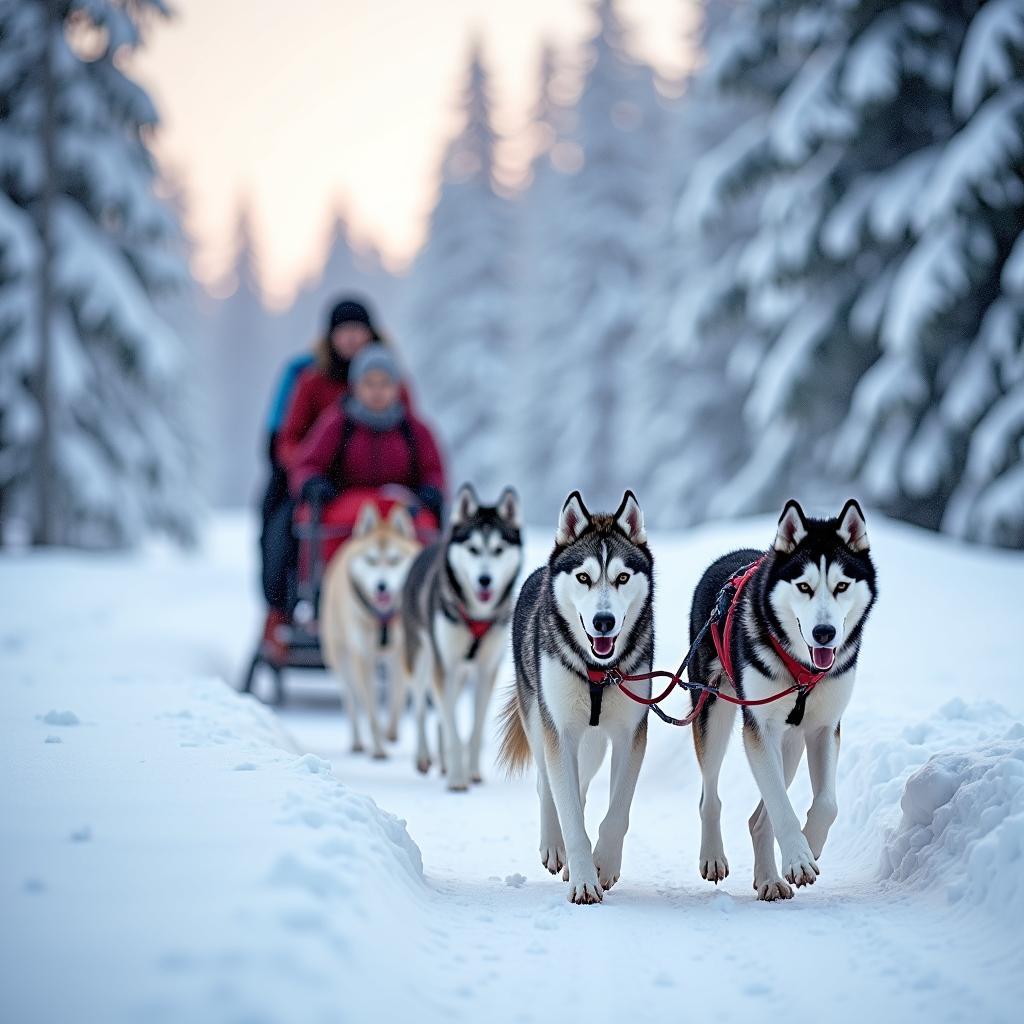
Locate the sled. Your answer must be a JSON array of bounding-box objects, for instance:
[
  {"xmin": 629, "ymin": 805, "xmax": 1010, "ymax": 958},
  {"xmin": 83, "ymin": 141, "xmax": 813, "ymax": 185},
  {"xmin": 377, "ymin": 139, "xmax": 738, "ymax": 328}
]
[{"xmin": 240, "ymin": 485, "xmax": 438, "ymax": 704}]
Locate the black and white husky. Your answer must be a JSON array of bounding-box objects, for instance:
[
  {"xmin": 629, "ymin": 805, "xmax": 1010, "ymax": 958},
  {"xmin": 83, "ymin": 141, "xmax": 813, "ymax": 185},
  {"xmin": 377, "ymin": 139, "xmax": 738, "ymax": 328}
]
[
  {"xmin": 499, "ymin": 491, "xmax": 653, "ymax": 905},
  {"xmin": 689, "ymin": 499, "xmax": 877, "ymax": 901},
  {"xmin": 402, "ymin": 483, "xmax": 523, "ymax": 791}
]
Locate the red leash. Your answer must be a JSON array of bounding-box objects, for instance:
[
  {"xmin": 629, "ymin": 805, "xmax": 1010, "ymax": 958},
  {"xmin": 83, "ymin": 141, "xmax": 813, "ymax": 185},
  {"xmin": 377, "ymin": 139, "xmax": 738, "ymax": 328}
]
[{"xmin": 586, "ymin": 556, "xmax": 829, "ymax": 728}]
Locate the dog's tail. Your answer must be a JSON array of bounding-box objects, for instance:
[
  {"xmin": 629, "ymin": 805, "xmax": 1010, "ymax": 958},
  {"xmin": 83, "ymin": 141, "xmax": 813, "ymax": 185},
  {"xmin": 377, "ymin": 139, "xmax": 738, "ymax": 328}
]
[{"xmin": 497, "ymin": 687, "xmax": 531, "ymax": 777}]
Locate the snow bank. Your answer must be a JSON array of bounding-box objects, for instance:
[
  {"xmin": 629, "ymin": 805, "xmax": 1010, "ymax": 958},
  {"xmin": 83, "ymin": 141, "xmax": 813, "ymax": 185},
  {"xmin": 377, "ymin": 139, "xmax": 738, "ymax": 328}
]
[
  {"xmin": 1, "ymin": 673, "xmax": 425, "ymax": 1024},
  {"xmin": 880, "ymin": 725, "xmax": 1024, "ymax": 920}
]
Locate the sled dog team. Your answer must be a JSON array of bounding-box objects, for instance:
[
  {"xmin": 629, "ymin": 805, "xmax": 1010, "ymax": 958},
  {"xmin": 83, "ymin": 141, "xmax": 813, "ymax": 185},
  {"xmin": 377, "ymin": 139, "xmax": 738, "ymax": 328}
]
[{"xmin": 320, "ymin": 484, "xmax": 878, "ymax": 904}]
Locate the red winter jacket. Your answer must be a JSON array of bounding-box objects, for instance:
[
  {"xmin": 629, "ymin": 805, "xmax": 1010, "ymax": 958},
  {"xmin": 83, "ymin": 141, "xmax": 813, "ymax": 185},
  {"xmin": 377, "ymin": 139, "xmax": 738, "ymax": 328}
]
[
  {"xmin": 277, "ymin": 364, "xmax": 414, "ymax": 473},
  {"xmin": 290, "ymin": 404, "xmax": 446, "ymax": 500}
]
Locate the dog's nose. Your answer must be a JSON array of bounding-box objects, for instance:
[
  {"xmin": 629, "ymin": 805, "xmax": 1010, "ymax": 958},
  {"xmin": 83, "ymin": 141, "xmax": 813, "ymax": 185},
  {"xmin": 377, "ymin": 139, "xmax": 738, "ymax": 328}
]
[
  {"xmin": 812, "ymin": 624, "xmax": 836, "ymax": 645},
  {"xmin": 592, "ymin": 613, "xmax": 616, "ymax": 635},
  {"xmin": 479, "ymin": 574, "xmax": 492, "ymax": 589},
  {"xmin": 377, "ymin": 581, "xmax": 388, "ymax": 593}
]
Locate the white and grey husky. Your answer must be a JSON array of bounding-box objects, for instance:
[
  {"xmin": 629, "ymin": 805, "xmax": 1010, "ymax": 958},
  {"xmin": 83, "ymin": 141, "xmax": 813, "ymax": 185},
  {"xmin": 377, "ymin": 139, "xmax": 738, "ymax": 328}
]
[
  {"xmin": 688, "ymin": 499, "xmax": 877, "ymax": 900},
  {"xmin": 401, "ymin": 483, "xmax": 523, "ymax": 791},
  {"xmin": 499, "ymin": 490, "xmax": 654, "ymax": 905}
]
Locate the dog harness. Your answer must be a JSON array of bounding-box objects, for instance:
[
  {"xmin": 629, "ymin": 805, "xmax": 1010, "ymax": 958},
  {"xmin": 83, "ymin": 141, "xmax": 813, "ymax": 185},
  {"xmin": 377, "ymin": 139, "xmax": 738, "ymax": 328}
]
[
  {"xmin": 455, "ymin": 605, "xmax": 496, "ymax": 660},
  {"xmin": 353, "ymin": 586, "xmax": 395, "ymax": 648},
  {"xmin": 584, "ymin": 554, "xmax": 834, "ymax": 728},
  {"xmin": 711, "ymin": 556, "xmax": 829, "ymax": 725}
]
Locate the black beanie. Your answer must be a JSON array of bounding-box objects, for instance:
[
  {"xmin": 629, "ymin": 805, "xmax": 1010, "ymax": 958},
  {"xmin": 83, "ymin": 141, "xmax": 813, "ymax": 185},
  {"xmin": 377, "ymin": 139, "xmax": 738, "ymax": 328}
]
[{"xmin": 327, "ymin": 298, "xmax": 375, "ymax": 334}]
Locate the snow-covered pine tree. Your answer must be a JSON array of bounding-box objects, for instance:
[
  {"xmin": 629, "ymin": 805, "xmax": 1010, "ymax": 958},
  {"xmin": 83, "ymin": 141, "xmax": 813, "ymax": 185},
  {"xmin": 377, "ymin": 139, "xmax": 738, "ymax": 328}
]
[
  {"xmin": 509, "ymin": 42, "xmax": 574, "ymax": 521},
  {"xmin": 528, "ymin": 0, "xmax": 665, "ymax": 516},
  {"xmin": 833, "ymin": 0, "xmax": 1024, "ymax": 545},
  {"xmin": 401, "ymin": 43, "xmax": 511, "ymax": 498},
  {"xmin": 204, "ymin": 201, "xmax": 273, "ymax": 508},
  {"xmin": 281, "ymin": 209, "xmax": 396, "ymax": 355},
  {"xmin": 674, "ymin": 0, "xmax": 1023, "ymax": 548},
  {"xmin": 622, "ymin": 0, "xmax": 770, "ymax": 528},
  {"xmin": 0, "ymin": 0, "xmax": 197, "ymax": 547}
]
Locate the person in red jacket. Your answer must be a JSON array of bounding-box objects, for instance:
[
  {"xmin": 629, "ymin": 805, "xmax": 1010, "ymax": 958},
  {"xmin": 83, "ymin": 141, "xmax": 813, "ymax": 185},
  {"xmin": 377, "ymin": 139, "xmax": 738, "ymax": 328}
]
[
  {"xmin": 291, "ymin": 344, "xmax": 445, "ymax": 520},
  {"xmin": 276, "ymin": 297, "xmax": 413, "ymax": 473}
]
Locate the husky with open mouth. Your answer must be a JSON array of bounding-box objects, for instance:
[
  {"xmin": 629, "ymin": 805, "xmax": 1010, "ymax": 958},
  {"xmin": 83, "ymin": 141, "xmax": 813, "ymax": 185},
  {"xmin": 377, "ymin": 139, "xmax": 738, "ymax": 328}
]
[
  {"xmin": 688, "ymin": 499, "xmax": 877, "ymax": 901},
  {"xmin": 402, "ymin": 483, "xmax": 523, "ymax": 790},
  {"xmin": 498, "ymin": 490, "xmax": 653, "ymax": 904},
  {"xmin": 320, "ymin": 502, "xmax": 422, "ymax": 759}
]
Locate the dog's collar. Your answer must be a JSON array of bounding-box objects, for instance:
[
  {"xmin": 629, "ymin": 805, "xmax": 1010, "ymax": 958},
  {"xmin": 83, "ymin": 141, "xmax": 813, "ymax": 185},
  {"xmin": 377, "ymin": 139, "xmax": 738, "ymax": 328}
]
[
  {"xmin": 352, "ymin": 584, "xmax": 396, "ymax": 648},
  {"xmin": 711, "ymin": 555, "xmax": 831, "ymax": 726}
]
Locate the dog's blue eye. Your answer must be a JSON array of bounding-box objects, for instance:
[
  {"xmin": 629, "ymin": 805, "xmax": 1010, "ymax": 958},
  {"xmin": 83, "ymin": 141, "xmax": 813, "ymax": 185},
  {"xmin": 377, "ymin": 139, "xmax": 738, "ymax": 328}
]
[
  {"xmin": 797, "ymin": 582, "xmax": 813, "ymax": 595},
  {"xmin": 576, "ymin": 572, "xmax": 591, "ymax": 586}
]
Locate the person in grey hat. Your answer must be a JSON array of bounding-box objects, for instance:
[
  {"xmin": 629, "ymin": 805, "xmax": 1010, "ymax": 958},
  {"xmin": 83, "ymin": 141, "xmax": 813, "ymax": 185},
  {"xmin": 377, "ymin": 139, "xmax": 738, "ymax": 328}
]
[{"xmin": 291, "ymin": 345, "xmax": 446, "ymax": 523}]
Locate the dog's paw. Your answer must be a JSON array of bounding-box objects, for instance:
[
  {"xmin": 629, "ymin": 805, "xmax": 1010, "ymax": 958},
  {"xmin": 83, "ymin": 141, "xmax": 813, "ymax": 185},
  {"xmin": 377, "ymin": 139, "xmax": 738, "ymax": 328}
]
[
  {"xmin": 699, "ymin": 848, "xmax": 730, "ymax": 884},
  {"xmin": 414, "ymin": 755, "xmax": 431, "ymax": 774},
  {"xmin": 779, "ymin": 836, "xmax": 820, "ymax": 888},
  {"xmin": 593, "ymin": 841, "xmax": 622, "ymax": 891},
  {"xmin": 540, "ymin": 843, "xmax": 566, "ymax": 875},
  {"xmin": 386, "ymin": 726, "xmax": 399, "ymax": 743},
  {"xmin": 754, "ymin": 876, "xmax": 794, "ymax": 902},
  {"xmin": 371, "ymin": 749, "xmax": 388, "ymax": 761},
  {"xmin": 567, "ymin": 867, "xmax": 603, "ymax": 905},
  {"xmin": 447, "ymin": 778, "xmax": 470, "ymax": 793},
  {"xmin": 471, "ymin": 773, "xmax": 483, "ymax": 785},
  {"xmin": 351, "ymin": 741, "xmax": 366, "ymax": 754}
]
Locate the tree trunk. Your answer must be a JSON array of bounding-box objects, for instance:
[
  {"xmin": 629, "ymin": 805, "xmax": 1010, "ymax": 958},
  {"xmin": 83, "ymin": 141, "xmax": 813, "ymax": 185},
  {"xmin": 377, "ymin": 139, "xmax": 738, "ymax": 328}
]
[{"xmin": 33, "ymin": 0, "xmax": 58, "ymax": 546}]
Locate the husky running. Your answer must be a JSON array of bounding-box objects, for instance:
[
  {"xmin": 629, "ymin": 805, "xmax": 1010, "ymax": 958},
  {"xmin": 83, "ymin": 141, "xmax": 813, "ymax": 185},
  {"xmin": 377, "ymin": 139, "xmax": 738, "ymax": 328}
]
[
  {"xmin": 499, "ymin": 490, "xmax": 654, "ymax": 905},
  {"xmin": 402, "ymin": 484, "xmax": 523, "ymax": 790},
  {"xmin": 320, "ymin": 502, "xmax": 422, "ymax": 758},
  {"xmin": 689, "ymin": 499, "xmax": 877, "ymax": 900}
]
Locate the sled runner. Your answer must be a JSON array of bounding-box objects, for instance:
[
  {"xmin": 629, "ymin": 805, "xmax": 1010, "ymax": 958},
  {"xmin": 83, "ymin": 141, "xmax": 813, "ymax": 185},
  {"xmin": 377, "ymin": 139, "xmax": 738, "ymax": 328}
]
[{"xmin": 240, "ymin": 485, "xmax": 438, "ymax": 704}]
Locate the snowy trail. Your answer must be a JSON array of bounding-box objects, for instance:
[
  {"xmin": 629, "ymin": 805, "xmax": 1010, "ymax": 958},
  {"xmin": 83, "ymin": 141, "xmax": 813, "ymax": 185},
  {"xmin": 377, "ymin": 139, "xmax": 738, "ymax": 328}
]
[
  {"xmin": 4, "ymin": 512, "xmax": 1022, "ymax": 1023},
  {"xmin": 277, "ymin": 683, "xmax": 1016, "ymax": 1024}
]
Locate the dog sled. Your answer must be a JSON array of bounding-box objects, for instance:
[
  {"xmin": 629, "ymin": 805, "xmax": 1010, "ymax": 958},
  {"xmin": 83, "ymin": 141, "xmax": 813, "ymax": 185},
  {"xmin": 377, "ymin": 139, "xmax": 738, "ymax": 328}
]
[{"xmin": 240, "ymin": 484, "xmax": 438, "ymax": 704}]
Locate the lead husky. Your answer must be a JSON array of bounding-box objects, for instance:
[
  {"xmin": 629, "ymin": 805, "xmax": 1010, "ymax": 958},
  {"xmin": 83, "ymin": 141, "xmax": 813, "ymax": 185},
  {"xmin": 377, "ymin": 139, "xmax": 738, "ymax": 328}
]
[
  {"xmin": 689, "ymin": 499, "xmax": 877, "ymax": 901},
  {"xmin": 320, "ymin": 502, "xmax": 421, "ymax": 758},
  {"xmin": 499, "ymin": 491, "xmax": 653, "ymax": 905},
  {"xmin": 402, "ymin": 483, "xmax": 523, "ymax": 791}
]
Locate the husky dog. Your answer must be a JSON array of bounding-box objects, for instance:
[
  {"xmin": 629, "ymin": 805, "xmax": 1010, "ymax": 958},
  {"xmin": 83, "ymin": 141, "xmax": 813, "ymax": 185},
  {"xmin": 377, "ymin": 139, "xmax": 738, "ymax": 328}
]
[
  {"xmin": 499, "ymin": 491, "xmax": 653, "ymax": 905},
  {"xmin": 689, "ymin": 499, "xmax": 877, "ymax": 901},
  {"xmin": 402, "ymin": 483, "xmax": 523, "ymax": 790},
  {"xmin": 320, "ymin": 502, "xmax": 422, "ymax": 758}
]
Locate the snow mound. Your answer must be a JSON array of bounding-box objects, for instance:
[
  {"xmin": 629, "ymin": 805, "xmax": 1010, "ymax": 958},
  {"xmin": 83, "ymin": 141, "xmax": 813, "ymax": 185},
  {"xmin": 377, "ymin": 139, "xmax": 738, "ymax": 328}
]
[
  {"xmin": 3, "ymin": 674, "xmax": 426, "ymax": 1022},
  {"xmin": 881, "ymin": 729, "xmax": 1024, "ymax": 920}
]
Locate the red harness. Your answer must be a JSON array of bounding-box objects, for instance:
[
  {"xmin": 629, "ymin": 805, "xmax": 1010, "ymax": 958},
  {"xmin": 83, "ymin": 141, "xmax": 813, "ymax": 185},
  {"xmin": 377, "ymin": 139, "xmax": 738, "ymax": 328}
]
[
  {"xmin": 454, "ymin": 605, "xmax": 496, "ymax": 660},
  {"xmin": 585, "ymin": 555, "xmax": 830, "ymax": 727},
  {"xmin": 710, "ymin": 556, "xmax": 828, "ymax": 692}
]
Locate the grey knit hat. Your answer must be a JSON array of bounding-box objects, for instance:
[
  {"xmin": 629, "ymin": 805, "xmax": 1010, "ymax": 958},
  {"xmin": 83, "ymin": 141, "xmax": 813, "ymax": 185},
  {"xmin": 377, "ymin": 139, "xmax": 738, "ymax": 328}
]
[{"xmin": 348, "ymin": 344, "xmax": 401, "ymax": 386}]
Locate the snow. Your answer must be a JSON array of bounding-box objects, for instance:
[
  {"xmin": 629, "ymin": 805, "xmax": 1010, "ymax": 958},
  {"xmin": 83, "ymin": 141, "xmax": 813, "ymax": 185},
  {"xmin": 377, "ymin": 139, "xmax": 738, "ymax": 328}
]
[
  {"xmin": 880, "ymin": 729, "xmax": 1024, "ymax": 920},
  {"xmin": 953, "ymin": 0, "xmax": 1024, "ymax": 118},
  {"xmin": 4, "ymin": 511, "xmax": 1024, "ymax": 1023}
]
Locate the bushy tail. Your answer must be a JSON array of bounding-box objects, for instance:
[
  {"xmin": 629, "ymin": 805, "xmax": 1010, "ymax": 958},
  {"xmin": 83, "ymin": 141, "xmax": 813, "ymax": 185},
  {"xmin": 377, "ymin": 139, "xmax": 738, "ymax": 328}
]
[{"xmin": 497, "ymin": 687, "xmax": 531, "ymax": 777}]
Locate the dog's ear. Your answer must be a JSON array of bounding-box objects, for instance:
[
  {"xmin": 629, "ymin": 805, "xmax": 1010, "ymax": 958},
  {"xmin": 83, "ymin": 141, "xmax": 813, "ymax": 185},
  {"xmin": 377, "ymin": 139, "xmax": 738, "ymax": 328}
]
[
  {"xmin": 774, "ymin": 499, "xmax": 808, "ymax": 554},
  {"xmin": 496, "ymin": 486, "xmax": 521, "ymax": 529},
  {"xmin": 613, "ymin": 490, "xmax": 647, "ymax": 545},
  {"xmin": 556, "ymin": 491, "xmax": 591, "ymax": 546},
  {"xmin": 450, "ymin": 483, "xmax": 479, "ymax": 527},
  {"xmin": 353, "ymin": 501, "xmax": 380, "ymax": 538},
  {"xmin": 388, "ymin": 504, "xmax": 417, "ymax": 541},
  {"xmin": 837, "ymin": 499, "xmax": 869, "ymax": 553}
]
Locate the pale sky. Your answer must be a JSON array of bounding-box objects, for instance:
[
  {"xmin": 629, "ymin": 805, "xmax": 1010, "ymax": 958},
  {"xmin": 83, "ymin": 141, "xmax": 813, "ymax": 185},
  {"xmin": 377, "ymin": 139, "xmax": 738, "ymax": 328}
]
[{"xmin": 132, "ymin": 0, "xmax": 695, "ymax": 305}]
